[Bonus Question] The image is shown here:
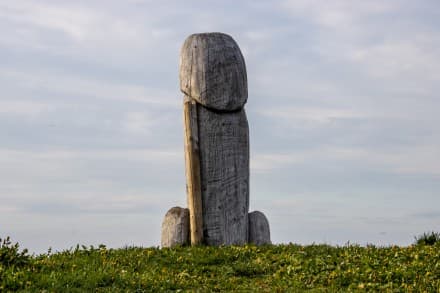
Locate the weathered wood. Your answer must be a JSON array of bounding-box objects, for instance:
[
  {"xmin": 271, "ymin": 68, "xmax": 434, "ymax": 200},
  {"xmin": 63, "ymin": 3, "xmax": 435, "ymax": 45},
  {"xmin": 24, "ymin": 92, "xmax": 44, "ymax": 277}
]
[
  {"xmin": 161, "ymin": 207, "xmax": 189, "ymax": 247},
  {"xmin": 183, "ymin": 96, "xmax": 204, "ymax": 245},
  {"xmin": 180, "ymin": 33, "xmax": 247, "ymax": 111},
  {"xmin": 179, "ymin": 32, "xmax": 257, "ymax": 246},
  {"xmin": 197, "ymin": 105, "xmax": 249, "ymax": 245},
  {"xmin": 248, "ymin": 211, "xmax": 271, "ymax": 246}
]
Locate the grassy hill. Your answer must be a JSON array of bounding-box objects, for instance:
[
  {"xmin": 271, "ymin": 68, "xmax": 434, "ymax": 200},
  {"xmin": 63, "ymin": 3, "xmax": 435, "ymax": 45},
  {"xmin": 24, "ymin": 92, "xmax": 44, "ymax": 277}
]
[{"xmin": 1, "ymin": 236, "xmax": 439, "ymax": 292}]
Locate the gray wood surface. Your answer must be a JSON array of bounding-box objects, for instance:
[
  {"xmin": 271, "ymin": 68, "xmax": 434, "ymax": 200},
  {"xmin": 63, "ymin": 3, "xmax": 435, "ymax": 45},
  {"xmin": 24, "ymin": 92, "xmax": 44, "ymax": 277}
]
[
  {"xmin": 248, "ymin": 211, "xmax": 271, "ymax": 246},
  {"xmin": 197, "ymin": 105, "xmax": 249, "ymax": 245},
  {"xmin": 179, "ymin": 32, "xmax": 260, "ymax": 246},
  {"xmin": 180, "ymin": 33, "xmax": 247, "ymax": 111},
  {"xmin": 183, "ymin": 96, "xmax": 203, "ymax": 245},
  {"xmin": 161, "ymin": 207, "xmax": 189, "ymax": 247}
]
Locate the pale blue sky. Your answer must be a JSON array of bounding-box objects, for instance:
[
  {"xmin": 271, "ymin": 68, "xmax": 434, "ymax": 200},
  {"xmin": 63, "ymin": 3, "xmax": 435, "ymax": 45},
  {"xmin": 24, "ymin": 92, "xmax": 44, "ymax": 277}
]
[{"xmin": 1, "ymin": 0, "xmax": 439, "ymax": 253}]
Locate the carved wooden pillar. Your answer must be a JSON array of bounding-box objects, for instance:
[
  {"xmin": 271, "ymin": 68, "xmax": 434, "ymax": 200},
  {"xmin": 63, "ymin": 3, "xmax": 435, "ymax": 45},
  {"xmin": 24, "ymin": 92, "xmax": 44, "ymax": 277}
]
[
  {"xmin": 161, "ymin": 32, "xmax": 270, "ymax": 247},
  {"xmin": 180, "ymin": 33, "xmax": 249, "ymax": 246}
]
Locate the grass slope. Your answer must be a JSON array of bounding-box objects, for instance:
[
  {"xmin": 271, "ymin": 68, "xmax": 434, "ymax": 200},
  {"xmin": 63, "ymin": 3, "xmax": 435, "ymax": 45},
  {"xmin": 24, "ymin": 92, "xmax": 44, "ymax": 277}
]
[{"xmin": 1, "ymin": 240, "xmax": 439, "ymax": 292}]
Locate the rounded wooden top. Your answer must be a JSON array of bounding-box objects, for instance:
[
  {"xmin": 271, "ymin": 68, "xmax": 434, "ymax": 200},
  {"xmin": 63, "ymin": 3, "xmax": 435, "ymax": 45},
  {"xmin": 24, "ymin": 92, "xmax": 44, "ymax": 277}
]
[{"xmin": 179, "ymin": 33, "xmax": 248, "ymax": 111}]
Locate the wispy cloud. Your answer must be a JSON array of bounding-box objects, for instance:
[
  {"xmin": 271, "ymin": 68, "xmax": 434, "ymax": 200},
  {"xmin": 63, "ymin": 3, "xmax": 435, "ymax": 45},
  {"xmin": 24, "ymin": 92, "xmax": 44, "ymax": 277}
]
[
  {"xmin": 0, "ymin": 100, "xmax": 55, "ymax": 116},
  {"xmin": 0, "ymin": 69, "xmax": 179, "ymax": 107},
  {"xmin": 282, "ymin": 0, "xmax": 392, "ymax": 31},
  {"xmin": 258, "ymin": 106, "xmax": 367, "ymax": 124},
  {"xmin": 0, "ymin": 1, "xmax": 144, "ymax": 47},
  {"xmin": 281, "ymin": 0, "xmax": 440, "ymax": 89},
  {"xmin": 252, "ymin": 145, "xmax": 440, "ymax": 178},
  {"xmin": 349, "ymin": 37, "xmax": 440, "ymax": 82}
]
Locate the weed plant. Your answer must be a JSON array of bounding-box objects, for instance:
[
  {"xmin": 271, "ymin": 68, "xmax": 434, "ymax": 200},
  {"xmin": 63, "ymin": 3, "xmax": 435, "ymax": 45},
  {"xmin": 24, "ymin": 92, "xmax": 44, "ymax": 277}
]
[{"xmin": 414, "ymin": 231, "xmax": 440, "ymax": 246}]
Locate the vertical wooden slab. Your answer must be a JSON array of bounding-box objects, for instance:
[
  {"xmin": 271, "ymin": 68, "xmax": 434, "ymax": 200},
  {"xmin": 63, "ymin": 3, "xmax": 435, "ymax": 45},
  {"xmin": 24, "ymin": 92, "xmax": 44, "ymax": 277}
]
[
  {"xmin": 197, "ymin": 106, "xmax": 250, "ymax": 245},
  {"xmin": 183, "ymin": 95, "xmax": 204, "ymax": 245}
]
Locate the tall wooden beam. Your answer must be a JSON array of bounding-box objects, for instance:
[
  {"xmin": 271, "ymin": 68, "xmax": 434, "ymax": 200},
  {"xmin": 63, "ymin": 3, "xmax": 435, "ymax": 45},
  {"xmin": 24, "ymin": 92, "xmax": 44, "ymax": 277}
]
[{"xmin": 183, "ymin": 96, "xmax": 203, "ymax": 245}]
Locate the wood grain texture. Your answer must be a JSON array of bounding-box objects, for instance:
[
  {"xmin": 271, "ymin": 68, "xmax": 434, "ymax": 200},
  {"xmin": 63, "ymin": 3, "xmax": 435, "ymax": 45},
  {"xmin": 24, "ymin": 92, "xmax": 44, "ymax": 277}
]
[
  {"xmin": 180, "ymin": 33, "xmax": 247, "ymax": 111},
  {"xmin": 161, "ymin": 207, "xmax": 189, "ymax": 248},
  {"xmin": 248, "ymin": 211, "xmax": 271, "ymax": 246},
  {"xmin": 183, "ymin": 96, "xmax": 204, "ymax": 245},
  {"xmin": 197, "ymin": 105, "xmax": 249, "ymax": 245},
  {"xmin": 180, "ymin": 32, "xmax": 253, "ymax": 246}
]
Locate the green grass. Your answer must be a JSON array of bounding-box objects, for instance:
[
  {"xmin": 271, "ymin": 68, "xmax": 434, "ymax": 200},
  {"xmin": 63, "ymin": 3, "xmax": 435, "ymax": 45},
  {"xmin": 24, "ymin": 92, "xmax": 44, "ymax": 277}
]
[{"xmin": 1, "ymin": 237, "xmax": 440, "ymax": 292}]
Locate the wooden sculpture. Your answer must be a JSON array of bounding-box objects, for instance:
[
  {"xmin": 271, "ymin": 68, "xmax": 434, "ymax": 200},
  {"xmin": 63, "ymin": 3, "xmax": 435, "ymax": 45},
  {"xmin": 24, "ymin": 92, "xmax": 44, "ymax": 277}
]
[{"xmin": 161, "ymin": 33, "xmax": 270, "ymax": 247}]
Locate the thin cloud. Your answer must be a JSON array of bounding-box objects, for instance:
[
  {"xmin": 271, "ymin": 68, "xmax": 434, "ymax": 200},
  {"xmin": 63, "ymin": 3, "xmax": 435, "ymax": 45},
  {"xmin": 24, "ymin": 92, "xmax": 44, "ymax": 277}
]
[
  {"xmin": 0, "ymin": 68, "xmax": 180, "ymax": 107},
  {"xmin": 349, "ymin": 38, "xmax": 440, "ymax": 82},
  {"xmin": 282, "ymin": 0, "xmax": 392, "ymax": 31},
  {"xmin": 0, "ymin": 100, "xmax": 54, "ymax": 116},
  {"xmin": 251, "ymin": 145, "xmax": 440, "ymax": 178},
  {"xmin": 0, "ymin": 1, "xmax": 143, "ymax": 45}
]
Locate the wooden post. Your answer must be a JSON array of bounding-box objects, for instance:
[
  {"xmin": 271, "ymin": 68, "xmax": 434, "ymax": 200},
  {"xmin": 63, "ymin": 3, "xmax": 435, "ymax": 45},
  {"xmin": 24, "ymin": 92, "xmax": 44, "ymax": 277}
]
[{"xmin": 183, "ymin": 96, "xmax": 203, "ymax": 245}]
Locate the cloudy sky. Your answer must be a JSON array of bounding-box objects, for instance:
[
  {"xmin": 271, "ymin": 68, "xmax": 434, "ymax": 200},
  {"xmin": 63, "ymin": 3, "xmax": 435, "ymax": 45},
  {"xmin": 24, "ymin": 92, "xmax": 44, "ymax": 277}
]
[{"xmin": 1, "ymin": 0, "xmax": 439, "ymax": 253}]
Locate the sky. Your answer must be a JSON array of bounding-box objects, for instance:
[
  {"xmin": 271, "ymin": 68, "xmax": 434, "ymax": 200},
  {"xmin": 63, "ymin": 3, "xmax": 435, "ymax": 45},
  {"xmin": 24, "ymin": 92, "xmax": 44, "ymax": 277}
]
[{"xmin": 1, "ymin": 0, "xmax": 439, "ymax": 254}]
